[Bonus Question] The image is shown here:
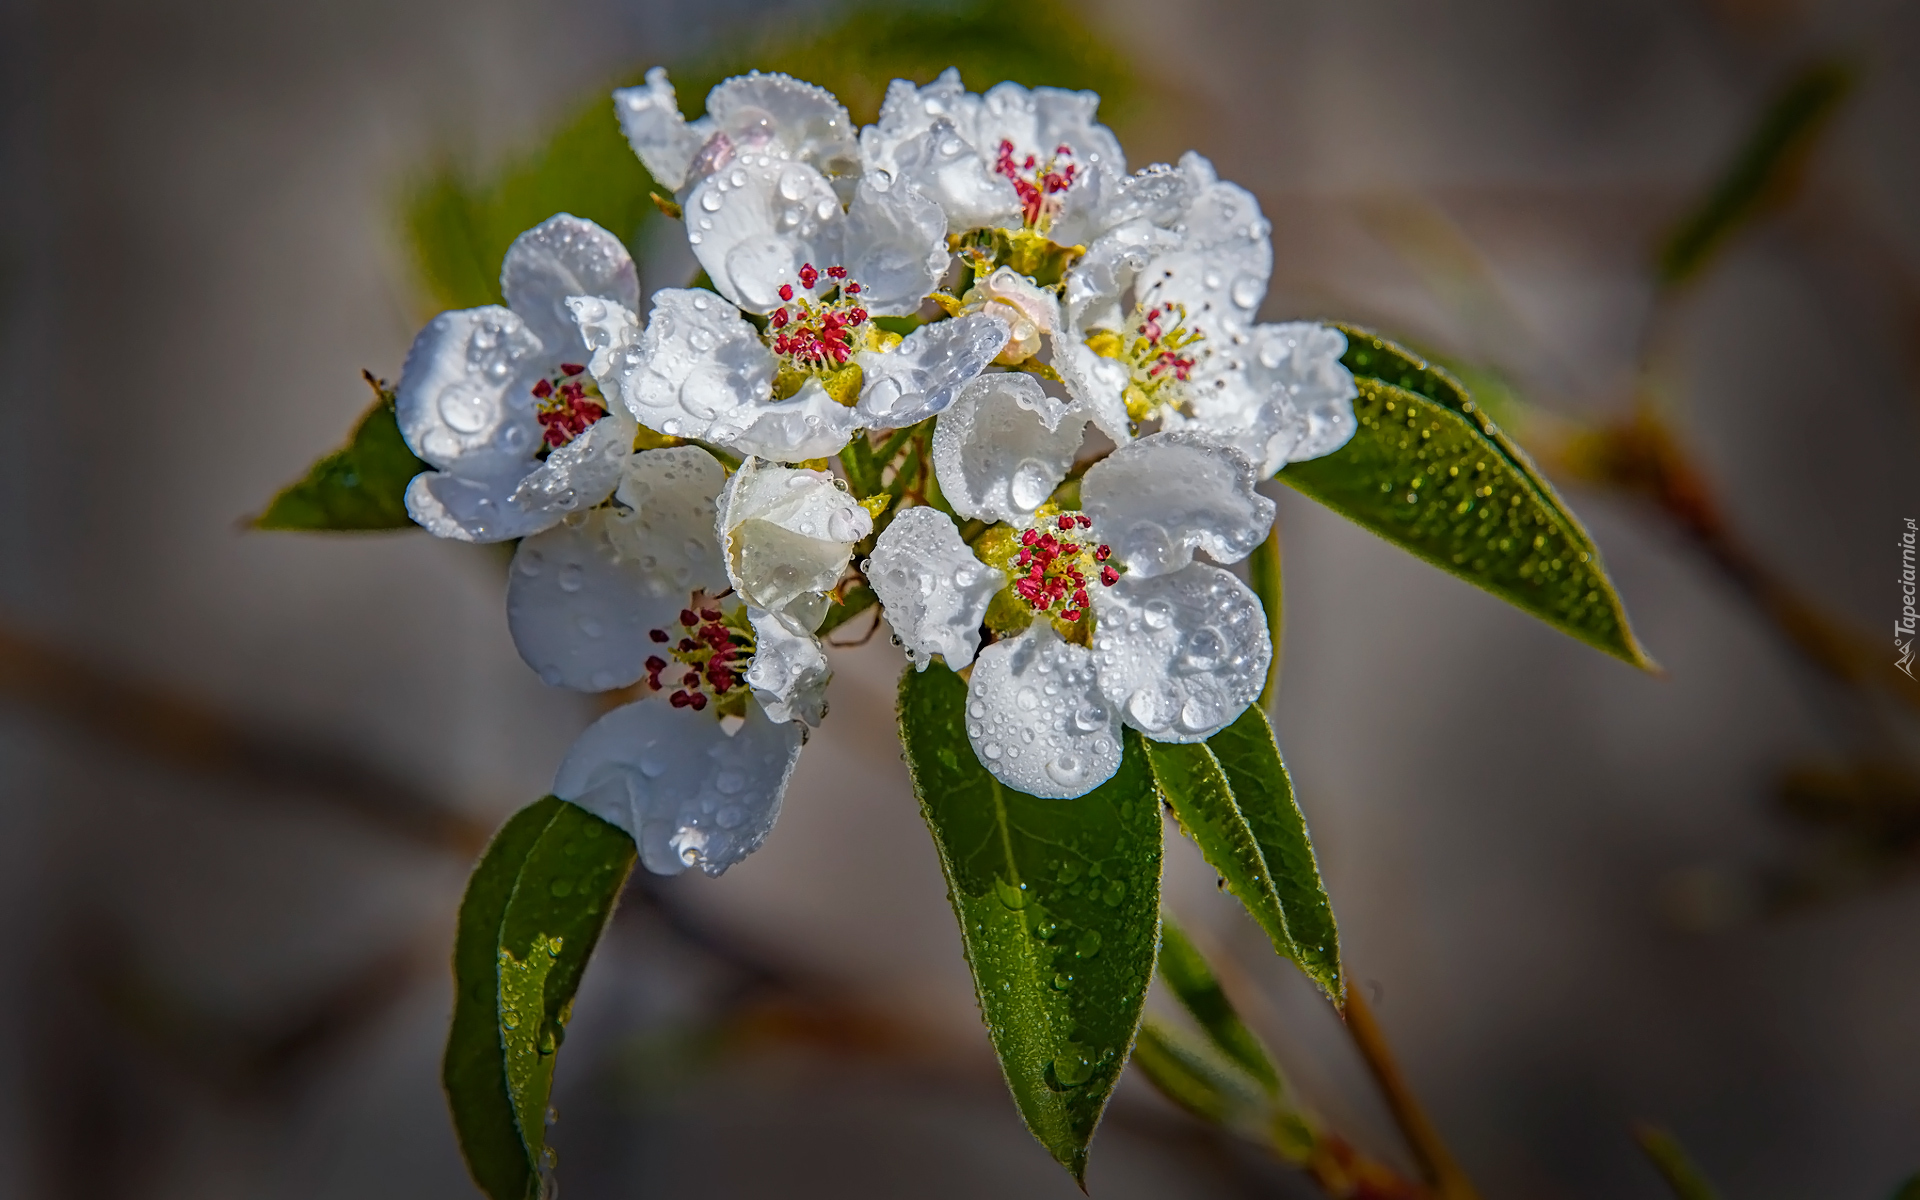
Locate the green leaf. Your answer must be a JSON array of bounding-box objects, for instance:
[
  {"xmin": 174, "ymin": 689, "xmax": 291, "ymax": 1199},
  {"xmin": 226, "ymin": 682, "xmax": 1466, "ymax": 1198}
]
[
  {"xmin": 898, "ymin": 664, "xmax": 1162, "ymax": 1183},
  {"xmin": 253, "ymin": 375, "xmax": 425, "ymax": 531},
  {"xmin": 1207, "ymin": 707, "xmax": 1342, "ymax": 1001},
  {"xmin": 1634, "ymin": 1124, "xmax": 1722, "ymax": 1200},
  {"xmin": 1156, "ymin": 918, "xmax": 1280, "ymax": 1094},
  {"xmin": 1248, "ymin": 528, "xmax": 1284, "ymax": 706},
  {"xmin": 1145, "ymin": 740, "xmax": 1299, "ymax": 972},
  {"xmin": 1658, "ymin": 59, "xmax": 1854, "ymax": 287},
  {"xmin": 445, "ymin": 797, "xmax": 637, "ymax": 1200},
  {"xmin": 1130, "ymin": 1016, "xmax": 1268, "ymax": 1129},
  {"xmin": 1280, "ymin": 327, "xmax": 1654, "ymax": 670}
]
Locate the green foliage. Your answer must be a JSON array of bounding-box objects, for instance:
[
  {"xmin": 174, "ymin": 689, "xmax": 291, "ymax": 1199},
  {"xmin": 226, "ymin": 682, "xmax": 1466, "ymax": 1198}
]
[
  {"xmin": 1131, "ymin": 1017, "xmax": 1270, "ymax": 1129},
  {"xmin": 1280, "ymin": 328, "xmax": 1654, "ymax": 670},
  {"xmin": 1248, "ymin": 528, "xmax": 1284, "ymax": 705},
  {"xmin": 446, "ymin": 797, "xmax": 637, "ymax": 1200},
  {"xmin": 253, "ymin": 374, "xmax": 424, "ymax": 531},
  {"xmin": 1634, "ymin": 1124, "xmax": 1722, "ymax": 1200},
  {"xmin": 403, "ymin": 0, "xmax": 1142, "ymax": 312},
  {"xmin": 1207, "ymin": 707, "xmax": 1341, "ymax": 999},
  {"xmin": 1658, "ymin": 59, "xmax": 1855, "ymax": 287},
  {"xmin": 1156, "ymin": 918, "xmax": 1280, "ymax": 1093},
  {"xmin": 897, "ymin": 664, "xmax": 1162, "ymax": 1183}
]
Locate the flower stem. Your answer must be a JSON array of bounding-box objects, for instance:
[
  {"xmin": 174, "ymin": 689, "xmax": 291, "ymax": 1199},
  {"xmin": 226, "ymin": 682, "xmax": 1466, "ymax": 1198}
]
[{"xmin": 1339, "ymin": 987, "xmax": 1482, "ymax": 1200}]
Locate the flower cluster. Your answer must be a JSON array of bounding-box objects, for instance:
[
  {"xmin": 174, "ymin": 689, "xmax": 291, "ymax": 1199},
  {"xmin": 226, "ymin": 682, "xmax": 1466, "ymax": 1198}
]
[{"xmin": 387, "ymin": 65, "xmax": 1361, "ymax": 871}]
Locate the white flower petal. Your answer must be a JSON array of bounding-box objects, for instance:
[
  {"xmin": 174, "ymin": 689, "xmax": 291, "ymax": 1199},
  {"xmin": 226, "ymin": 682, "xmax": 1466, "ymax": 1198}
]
[
  {"xmin": 507, "ymin": 509, "xmax": 681, "ymax": 692},
  {"xmin": 614, "ymin": 67, "xmax": 710, "ymax": 191},
  {"xmin": 710, "ymin": 375, "xmax": 861, "ymax": 462},
  {"xmin": 704, "ymin": 71, "xmax": 860, "ymax": 182},
  {"xmin": 840, "ymin": 174, "xmax": 949, "ymax": 316},
  {"xmin": 684, "ymin": 157, "xmax": 841, "ymax": 313},
  {"xmin": 882, "ymin": 117, "xmax": 1021, "ymax": 234},
  {"xmin": 610, "ymin": 288, "xmax": 776, "ymax": 441},
  {"xmin": 500, "ymin": 215, "xmax": 640, "ymax": 358},
  {"xmin": 395, "ymin": 306, "xmax": 544, "ymax": 470},
  {"xmin": 932, "ymin": 373, "xmax": 1086, "ymax": 524},
  {"xmin": 860, "ymin": 69, "xmax": 982, "ymax": 179},
  {"xmin": 1091, "ymin": 563, "xmax": 1270, "ymax": 743},
  {"xmin": 854, "ymin": 313, "xmax": 1009, "ymax": 428},
  {"xmin": 718, "ymin": 458, "xmax": 871, "ymax": 616},
  {"xmin": 509, "ymin": 411, "xmax": 635, "ymax": 519},
  {"xmin": 1133, "ymin": 171, "xmax": 1272, "ymax": 337},
  {"xmin": 1081, "ymin": 432, "xmax": 1274, "ymax": 575},
  {"xmin": 962, "ymin": 267, "xmax": 1059, "ymax": 363},
  {"xmin": 975, "ymin": 81, "xmax": 1126, "ymax": 182},
  {"xmin": 1050, "ymin": 333, "xmax": 1135, "ymax": 445},
  {"xmin": 565, "ymin": 295, "xmax": 643, "ymax": 385},
  {"xmin": 604, "ymin": 446, "xmax": 731, "ymax": 597},
  {"xmin": 866, "ymin": 506, "xmax": 998, "ymax": 670},
  {"xmin": 1249, "ymin": 323, "xmax": 1359, "ymax": 466},
  {"xmin": 404, "ymin": 468, "xmax": 558, "ymax": 544},
  {"xmin": 554, "ymin": 698, "xmax": 804, "ymax": 877},
  {"xmin": 745, "ymin": 607, "xmax": 830, "ymax": 726},
  {"xmin": 965, "ymin": 624, "xmax": 1123, "ymax": 799}
]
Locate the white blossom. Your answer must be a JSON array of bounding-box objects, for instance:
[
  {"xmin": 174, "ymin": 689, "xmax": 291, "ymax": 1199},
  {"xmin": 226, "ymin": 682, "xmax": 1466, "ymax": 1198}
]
[
  {"xmin": 859, "ymin": 69, "xmax": 1127, "ymax": 244},
  {"xmin": 395, "ymin": 215, "xmax": 640, "ymax": 542},
  {"xmin": 716, "ymin": 456, "xmax": 872, "ymax": 619},
  {"xmin": 868, "ymin": 432, "xmax": 1275, "ymax": 798},
  {"xmin": 1053, "ymin": 153, "xmax": 1359, "ymax": 474},
  {"xmin": 511, "ymin": 446, "xmax": 842, "ymax": 876}
]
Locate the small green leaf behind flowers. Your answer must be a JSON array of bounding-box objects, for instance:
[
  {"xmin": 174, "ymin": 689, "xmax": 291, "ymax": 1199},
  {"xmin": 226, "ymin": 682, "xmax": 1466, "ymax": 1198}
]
[
  {"xmin": 1280, "ymin": 327, "xmax": 1654, "ymax": 671},
  {"xmin": 252, "ymin": 372, "xmax": 425, "ymax": 531},
  {"xmin": 898, "ymin": 664, "xmax": 1162, "ymax": 1184},
  {"xmin": 445, "ymin": 797, "xmax": 637, "ymax": 1200}
]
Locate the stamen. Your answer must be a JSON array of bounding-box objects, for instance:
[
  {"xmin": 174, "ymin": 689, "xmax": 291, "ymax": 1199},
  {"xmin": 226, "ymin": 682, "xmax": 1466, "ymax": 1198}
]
[
  {"xmin": 645, "ymin": 599, "xmax": 756, "ymax": 715},
  {"xmin": 531, "ymin": 365, "xmax": 609, "ymax": 449},
  {"xmin": 993, "ymin": 138, "xmax": 1081, "ymax": 230}
]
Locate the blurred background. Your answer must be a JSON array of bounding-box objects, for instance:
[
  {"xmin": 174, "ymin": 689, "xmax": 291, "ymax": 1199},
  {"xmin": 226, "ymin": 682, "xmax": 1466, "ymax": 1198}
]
[{"xmin": 1, "ymin": 0, "xmax": 1916, "ymax": 1196}]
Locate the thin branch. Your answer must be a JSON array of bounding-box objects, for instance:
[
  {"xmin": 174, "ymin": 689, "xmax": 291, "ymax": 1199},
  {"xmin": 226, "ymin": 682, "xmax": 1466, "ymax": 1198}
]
[{"xmin": 1339, "ymin": 988, "xmax": 1482, "ymax": 1200}]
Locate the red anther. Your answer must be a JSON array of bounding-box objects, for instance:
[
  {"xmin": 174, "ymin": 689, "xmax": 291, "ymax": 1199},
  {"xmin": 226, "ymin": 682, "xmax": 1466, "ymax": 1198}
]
[
  {"xmin": 770, "ymin": 308, "xmax": 789, "ymax": 328},
  {"xmin": 683, "ymin": 670, "xmax": 701, "ymax": 688},
  {"xmin": 1061, "ymin": 608, "xmax": 1083, "ymax": 621},
  {"xmin": 1021, "ymin": 528, "xmax": 1040, "ymax": 545},
  {"xmin": 1093, "ymin": 544, "xmax": 1111, "ymax": 561},
  {"xmin": 677, "ymin": 638, "xmax": 697, "ymax": 653},
  {"xmin": 846, "ymin": 282, "xmax": 861, "ymax": 295},
  {"xmin": 679, "ymin": 609, "xmax": 698, "ymax": 627},
  {"xmin": 1100, "ymin": 564, "xmax": 1119, "ymax": 586},
  {"xmin": 799, "ymin": 264, "xmax": 819, "ymax": 289},
  {"xmin": 1057, "ymin": 515, "xmax": 1074, "ymax": 530},
  {"xmin": 826, "ymin": 265, "xmax": 847, "ymax": 279},
  {"xmin": 707, "ymin": 666, "xmax": 734, "ymax": 692},
  {"xmin": 646, "ymin": 656, "xmax": 667, "ymax": 672},
  {"xmin": 669, "ymin": 691, "xmax": 692, "ymax": 708},
  {"xmin": 531, "ymin": 379, "xmax": 553, "ymax": 399},
  {"xmin": 779, "ymin": 284, "xmax": 794, "ymax": 301},
  {"xmin": 1073, "ymin": 588, "xmax": 1089, "ymax": 608},
  {"xmin": 560, "ymin": 363, "xmax": 585, "ymax": 377},
  {"xmin": 688, "ymin": 692, "xmax": 708, "ymax": 711},
  {"xmin": 700, "ymin": 608, "xmax": 722, "ymax": 622},
  {"xmin": 1076, "ymin": 515, "xmax": 1093, "ymax": 528}
]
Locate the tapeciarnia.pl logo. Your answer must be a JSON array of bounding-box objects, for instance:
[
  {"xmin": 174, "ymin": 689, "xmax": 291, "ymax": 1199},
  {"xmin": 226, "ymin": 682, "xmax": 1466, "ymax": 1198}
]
[{"xmin": 1900, "ymin": 517, "xmax": 1917, "ymax": 679}]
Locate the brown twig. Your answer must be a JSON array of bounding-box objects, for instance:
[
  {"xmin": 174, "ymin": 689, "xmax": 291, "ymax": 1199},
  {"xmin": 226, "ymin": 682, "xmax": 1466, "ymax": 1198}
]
[{"xmin": 1339, "ymin": 988, "xmax": 1482, "ymax": 1200}]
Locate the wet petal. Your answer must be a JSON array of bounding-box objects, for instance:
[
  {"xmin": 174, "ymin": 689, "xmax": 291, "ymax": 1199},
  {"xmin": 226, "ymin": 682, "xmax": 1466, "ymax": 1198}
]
[
  {"xmin": 1080, "ymin": 432, "xmax": 1274, "ymax": 575},
  {"xmin": 507, "ymin": 509, "xmax": 682, "ymax": 692},
  {"xmin": 509, "ymin": 411, "xmax": 635, "ymax": 519},
  {"xmin": 554, "ymin": 698, "xmax": 804, "ymax": 876},
  {"xmin": 1133, "ymin": 164, "xmax": 1272, "ymax": 338},
  {"xmin": 614, "ymin": 67, "xmax": 711, "ymax": 190},
  {"xmin": 840, "ymin": 173, "xmax": 949, "ymax": 316},
  {"xmin": 704, "ymin": 71, "xmax": 861, "ymax": 183},
  {"xmin": 745, "ymin": 607, "xmax": 830, "ymax": 726},
  {"xmin": 607, "ymin": 289, "xmax": 775, "ymax": 441},
  {"xmin": 566, "ymin": 295, "xmax": 643, "ymax": 385},
  {"xmin": 881, "ymin": 116, "xmax": 1021, "ymax": 234},
  {"xmin": 1248, "ymin": 322, "xmax": 1359, "ymax": 467},
  {"xmin": 404, "ymin": 468, "xmax": 558, "ymax": 544},
  {"xmin": 965, "ymin": 624, "xmax": 1123, "ymax": 799},
  {"xmin": 604, "ymin": 446, "xmax": 731, "ymax": 597},
  {"xmin": 718, "ymin": 458, "xmax": 871, "ymax": 616},
  {"xmin": 866, "ymin": 506, "xmax": 998, "ymax": 670},
  {"xmin": 395, "ymin": 306, "xmax": 544, "ymax": 471},
  {"xmin": 859, "ymin": 69, "xmax": 983, "ymax": 180},
  {"xmin": 500, "ymin": 215, "xmax": 640, "ymax": 357},
  {"xmin": 684, "ymin": 156, "xmax": 842, "ymax": 313},
  {"xmin": 1091, "ymin": 563, "xmax": 1270, "ymax": 744},
  {"xmin": 931, "ymin": 373, "xmax": 1087, "ymax": 524},
  {"xmin": 854, "ymin": 312, "xmax": 1009, "ymax": 429},
  {"xmin": 709, "ymin": 375, "xmax": 862, "ymax": 462}
]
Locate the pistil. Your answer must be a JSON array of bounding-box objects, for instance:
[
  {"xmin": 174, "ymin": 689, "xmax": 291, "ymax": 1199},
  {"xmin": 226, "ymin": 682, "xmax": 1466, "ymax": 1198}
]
[{"xmin": 1084, "ymin": 302, "xmax": 1206, "ymax": 423}]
